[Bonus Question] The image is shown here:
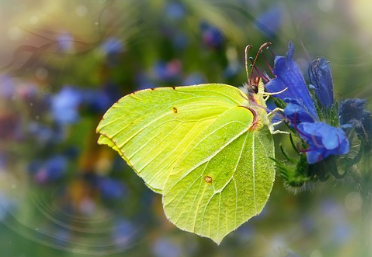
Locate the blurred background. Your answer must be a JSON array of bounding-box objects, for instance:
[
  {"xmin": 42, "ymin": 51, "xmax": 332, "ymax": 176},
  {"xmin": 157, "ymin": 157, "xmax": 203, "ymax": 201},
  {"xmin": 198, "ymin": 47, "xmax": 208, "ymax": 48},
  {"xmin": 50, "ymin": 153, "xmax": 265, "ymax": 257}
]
[{"xmin": 0, "ymin": 0, "xmax": 372, "ymax": 256}]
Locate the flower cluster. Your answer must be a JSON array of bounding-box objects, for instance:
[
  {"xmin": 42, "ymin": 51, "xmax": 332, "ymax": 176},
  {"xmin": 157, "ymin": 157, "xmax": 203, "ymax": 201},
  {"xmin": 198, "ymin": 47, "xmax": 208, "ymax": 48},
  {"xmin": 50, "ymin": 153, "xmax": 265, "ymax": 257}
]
[
  {"xmin": 267, "ymin": 42, "xmax": 349, "ymax": 164},
  {"xmin": 264, "ymin": 42, "xmax": 372, "ymax": 190}
]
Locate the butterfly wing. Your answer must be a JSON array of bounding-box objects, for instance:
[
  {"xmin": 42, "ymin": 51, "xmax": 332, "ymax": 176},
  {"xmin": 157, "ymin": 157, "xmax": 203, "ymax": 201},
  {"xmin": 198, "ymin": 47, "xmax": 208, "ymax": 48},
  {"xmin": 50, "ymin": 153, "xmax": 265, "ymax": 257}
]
[
  {"xmin": 96, "ymin": 83, "xmax": 275, "ymax": 243},
  {"xmin": 97, "ymin": 84, "xmax": 250, "ymax": 193},
  {"xmin": 163, "ymin": 106, "xmax": 274, "ymax": 244}
]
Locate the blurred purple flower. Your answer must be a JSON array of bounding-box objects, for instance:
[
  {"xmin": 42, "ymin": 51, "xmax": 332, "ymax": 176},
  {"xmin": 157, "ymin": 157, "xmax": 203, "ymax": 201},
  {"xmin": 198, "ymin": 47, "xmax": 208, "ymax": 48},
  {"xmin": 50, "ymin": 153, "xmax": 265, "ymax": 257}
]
[
  {"xmin": 200, "ymin": 22, "xmax": 224, "ymax": 49},
  {"xmin": 51, "ymin": 86, "xmax": 82, "ymax": 125},
  {"xmin": 153, "ymin": 60, "xmax": 182, "ymax": 82},
  {"xmin": 97, "ymin": 177, "xmax": 126, "ymax": 200},
  {"xmin": 33, "ymin": 156, "xmax": 68, "ymax": 184},
  {"xmin": 255, "ymin": 5, "xmax": 282, "ymax": 38},
  {"xmin": 57, "ymin": 32, "xmax": 74, "ymax": 52},
  {"xmin": 0, "ymin": 113, "xmax": 20, "ymax": 141},
  {"xmin": 165, "ymin": 2, "xmax": 186, "ymax": 20},
  {"xmin": 309, "ymin": 57, "xmax": 334, "ymax": 108},
  {"xmin": 298, "ymin": 122, "xmax": 349, "ymax": 164},
  {"xmin": 0, "ymin": 74, "xmax": 15, "ymax": 99},
  {"xmin": 100, "ymin": 37, "xmax": 124, "ymax": 55}
]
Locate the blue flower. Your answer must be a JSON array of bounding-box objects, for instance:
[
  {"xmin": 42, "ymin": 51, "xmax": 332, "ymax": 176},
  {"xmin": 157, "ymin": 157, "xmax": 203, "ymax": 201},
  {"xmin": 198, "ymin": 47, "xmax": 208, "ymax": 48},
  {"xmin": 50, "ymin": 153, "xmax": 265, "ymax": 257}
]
[
  {"xmin": 284, "ymin": 100, "xmax": 317, "ymax": 124},
  {"xmin": 51, "ymin": 86, "xmax": 82, "ymax": 125},
  {"xmin": 308, "ymin": 57, "xmax": 334, "ymax": 108},
  {"xmin": 298, "ymin": 122, "xmax": 349, "ymax": 164},
  {"xmin": 267, "ymin": 42, "xmax": 349, "ymax": 163},
  {"xmin": 266, "ymin": 42, "xmax": 318, "ymax": 121}
]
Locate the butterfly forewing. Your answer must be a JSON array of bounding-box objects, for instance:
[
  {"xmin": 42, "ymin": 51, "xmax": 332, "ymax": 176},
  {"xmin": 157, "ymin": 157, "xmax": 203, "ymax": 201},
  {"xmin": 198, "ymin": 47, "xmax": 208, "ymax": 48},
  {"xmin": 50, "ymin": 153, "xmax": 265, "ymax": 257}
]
[{"xmin": 97, "ymin": 84, "xmax": 249, "ymax": 193}]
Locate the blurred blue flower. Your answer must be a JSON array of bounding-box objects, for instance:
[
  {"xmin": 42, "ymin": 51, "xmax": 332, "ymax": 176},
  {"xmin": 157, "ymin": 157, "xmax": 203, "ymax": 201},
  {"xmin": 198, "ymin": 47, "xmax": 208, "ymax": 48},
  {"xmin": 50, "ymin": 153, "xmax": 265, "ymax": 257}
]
[
  {"xmin": 266, "ymin": 42, "xmax": 318, "ymax": 122},
  {"xmin": 255, "ymin": 5, "xmax": 282, "ymax": 38},
  {"xmin": 136, "ymin": 71, "xmax": 155, "ymax": 90},
  {"xmin": 200, "ymin": 22, "xmax": 224, "ymax": 49},
  {"xmin": 172, "ymin": 32, "xmax": 188, "ymax": 50},
  {"xmin": 0, "ymin": 192, "xmax": 17, "ymax": 221},
  {"xmin": 100, "ymin": 37, "xmax": 124, "ymax": 55},
  {"xmin": 28, "ymin": 122, "xmax": 64, "ymax": 144},
  {"xmin": 224, "ymin": 63, "xmax": 240, "ymax": 79},
  {"xmin": 339, "ymin": 98, "xmax": 372, "ymax": 144},
  {"xmin": 153, "ymin": 60, "xmax": 182, "ymax": 82},
  {"xmin": 53, "ymin": 227, "xmax": 72, "ymax": 247},
  {"xmin": 298, "ymin": 122, "xmax": 349, "ymax": 164},
  {"xmin": 165, "ymin": 2, "xmax": 186, "ymax": 20},
  {"xmin": 97, "ymin": 177, "xmax": 126, "ymax": 200},
  {"xmin": 82, "ymin": 90, "xmax": 111, "ymax": 113},
  {"xmin": 0, "ymin": 74, "xmax": 15, "ymax": 99},
  {"xmin": 153, "ymin": 238, "xmax": 181, "ymax": 257},
  {"xmin": 112, "ymin": 218, "xmax": 136, "ymax": 248},
  {"xmin": 309, "ymin": 57, "xmax": 334, "ymax": 108},
  {"xmin": 339, "ymin": 98, "xmax": 366, "ymax": 126},
  {"xmin": 57, "ymin": 32, "xmax": 74, "ymax": 52},
  {"xmin": 33, "ymin": 155, "xmax": 68, "ymax": 184},
  {"xmin": 51, "ymin": 86, "xmax": 82, "ymax": 125},
  {"xmin": 182, "ymin": 72, "xmax": 206, "ymax": 85}
]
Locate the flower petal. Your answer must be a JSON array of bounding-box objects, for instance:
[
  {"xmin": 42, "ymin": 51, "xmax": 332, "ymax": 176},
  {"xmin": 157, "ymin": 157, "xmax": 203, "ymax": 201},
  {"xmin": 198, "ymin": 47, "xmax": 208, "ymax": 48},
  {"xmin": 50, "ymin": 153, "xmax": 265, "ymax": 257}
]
[
  {"xmin": 298, "ymin": 122, "xmax": 349, "ymax": 164},
  {"xmin": 284, "ymin": 100, "xmax": 317, "ymax": 124},
  {"xmin": 266, "ymin": 42, "xmax": 318, "ymax": 119},
  {"xmin": 308, "ymin": 57, "xmax": 334, "ymax": 108}
]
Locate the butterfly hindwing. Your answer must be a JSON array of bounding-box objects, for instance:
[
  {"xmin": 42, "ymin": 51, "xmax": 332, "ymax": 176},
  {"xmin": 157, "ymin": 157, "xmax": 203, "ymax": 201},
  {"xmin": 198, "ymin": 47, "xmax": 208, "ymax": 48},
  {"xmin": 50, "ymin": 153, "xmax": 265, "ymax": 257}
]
[{"xmin": 163, "ymin": 106, "xmax": 274, "ymax": 244}]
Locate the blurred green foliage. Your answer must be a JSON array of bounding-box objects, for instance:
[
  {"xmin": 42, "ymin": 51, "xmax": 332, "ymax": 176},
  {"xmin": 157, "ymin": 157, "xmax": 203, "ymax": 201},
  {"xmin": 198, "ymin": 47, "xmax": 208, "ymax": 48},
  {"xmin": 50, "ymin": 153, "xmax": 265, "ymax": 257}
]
[{"xmin": 0, "ymin": 0, "xmax": 371, "ymax": 256}]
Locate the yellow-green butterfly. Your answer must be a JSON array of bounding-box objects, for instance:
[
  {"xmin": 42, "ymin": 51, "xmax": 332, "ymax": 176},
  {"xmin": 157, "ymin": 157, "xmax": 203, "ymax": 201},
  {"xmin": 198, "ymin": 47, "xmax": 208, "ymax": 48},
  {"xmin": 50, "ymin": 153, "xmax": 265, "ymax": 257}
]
[{"xmin": 96, "ymin": 43, "xmax": 275, "ymax": 244}]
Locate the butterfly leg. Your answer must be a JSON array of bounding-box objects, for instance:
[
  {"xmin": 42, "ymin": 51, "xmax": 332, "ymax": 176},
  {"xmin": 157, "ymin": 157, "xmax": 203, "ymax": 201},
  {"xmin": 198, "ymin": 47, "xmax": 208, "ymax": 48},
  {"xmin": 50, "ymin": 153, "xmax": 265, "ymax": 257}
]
[
  {"xmin": 266, "ymin": 107, "xmax": 284, "ymax": 118},
  {"xmin": 266, "ymin": 108, "xmax": 289, "ymax": 134}
]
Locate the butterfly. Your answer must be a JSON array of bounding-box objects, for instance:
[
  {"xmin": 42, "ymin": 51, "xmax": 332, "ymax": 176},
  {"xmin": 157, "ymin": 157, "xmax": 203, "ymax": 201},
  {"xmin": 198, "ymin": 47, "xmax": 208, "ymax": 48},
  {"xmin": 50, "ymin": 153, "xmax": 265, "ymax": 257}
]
[{"xmin": 96, "ymin": 43, "xmax": 276, "ymax": 244}]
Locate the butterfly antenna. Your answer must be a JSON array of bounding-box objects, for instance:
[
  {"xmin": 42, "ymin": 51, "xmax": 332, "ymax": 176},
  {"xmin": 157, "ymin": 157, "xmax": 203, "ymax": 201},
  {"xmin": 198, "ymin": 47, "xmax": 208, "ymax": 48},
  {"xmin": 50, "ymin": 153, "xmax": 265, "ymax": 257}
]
[
  {"xmin": 250, "ymin": 42, "xmax": 272, "ymax": 80},
  {"xmin": 245, "ymin": 45, "xmax": 253, "ymax": 86}
]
